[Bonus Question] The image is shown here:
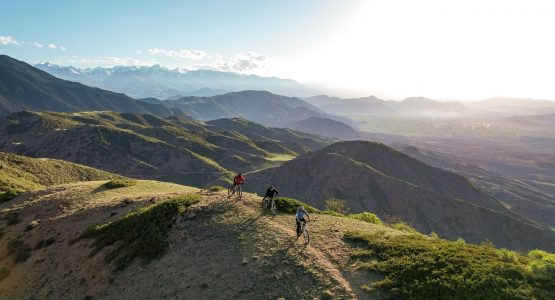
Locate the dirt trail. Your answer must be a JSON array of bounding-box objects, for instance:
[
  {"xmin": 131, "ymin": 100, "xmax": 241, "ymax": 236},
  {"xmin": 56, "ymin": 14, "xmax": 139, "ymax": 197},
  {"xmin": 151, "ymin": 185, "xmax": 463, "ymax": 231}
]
[{"xmin": 220, "ymin": 192, "xmax": 359, "ymax": 299}]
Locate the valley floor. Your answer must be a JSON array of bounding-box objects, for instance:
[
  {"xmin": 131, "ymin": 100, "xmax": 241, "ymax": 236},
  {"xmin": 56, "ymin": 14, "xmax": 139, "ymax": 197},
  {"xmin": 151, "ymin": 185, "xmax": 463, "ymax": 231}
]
[{"xmin": 0, "ymin": 180, "xmax": 390, "ymax": 299}]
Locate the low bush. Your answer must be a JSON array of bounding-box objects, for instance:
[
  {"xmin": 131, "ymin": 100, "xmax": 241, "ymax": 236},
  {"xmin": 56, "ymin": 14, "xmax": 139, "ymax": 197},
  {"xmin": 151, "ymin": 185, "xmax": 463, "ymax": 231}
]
[
  {"xmin": 324, "ymin": 198, "xmax": 347, "ymax": 213},
  {"xmin": 273, "ymin": 197, "xmax": 319, "ymax": 214},
  {"xmin": 344, "ymin": 231, "xmax": 555, "ymax": 299},
  {"xmin": 102, "ymin": 179, "xmax": 137, "ymax": 189},
  {"xmin": 388, "ymin": 221, "xmax": 417, "ymax": 233},
  {"xmin": 321, "ymin": 210, "xmax": 346, "ymax": 217},
  {"xmin": 0, "ymin": 188, "xmax": 23, "ymax": 203},
  {"xmin": 77, "ymin": 194, "xmax": 200, "ymax": 271},
  {"xmin": 349, "ymin": 212, "xmax": 382, "ymax": 225},
  {"xmin": 208, "ymin": 185, "xmax": 226, "ymax": 192}
]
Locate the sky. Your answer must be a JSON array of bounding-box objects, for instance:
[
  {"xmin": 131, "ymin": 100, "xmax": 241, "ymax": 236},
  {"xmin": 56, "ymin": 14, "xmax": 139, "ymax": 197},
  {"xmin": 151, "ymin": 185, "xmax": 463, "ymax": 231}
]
[{"xmin": 1, "ymin": 0, "xmax": 555, "ymax": 100}]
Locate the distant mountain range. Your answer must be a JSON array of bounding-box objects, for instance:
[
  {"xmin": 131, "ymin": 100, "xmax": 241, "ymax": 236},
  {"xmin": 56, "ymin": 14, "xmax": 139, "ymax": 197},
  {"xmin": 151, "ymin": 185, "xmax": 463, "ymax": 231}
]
[
  {"xmin": 154, "ymin": 90, "xmax": 355, "ymax": 129},
  {"xmin": 0, "ymin": 55, "xmax": 181, "ymax": 117},
  {"xmin": 306, "ymin": 95, "xmax": 555, "ymax": 117},
  {"xmin": 0, "ymin": 111, "xmax": 329, "ymax": 187},
  {"xmin": 247, "ymin": 140, "xmax": 555, "ymax": 251},
  {"xmin": 305, "ymin": 95, "xmax": 470, "ymax": 117},
  {"xmin": 35, "ymin": 62, "xmax": 319, "ymax": 99}
]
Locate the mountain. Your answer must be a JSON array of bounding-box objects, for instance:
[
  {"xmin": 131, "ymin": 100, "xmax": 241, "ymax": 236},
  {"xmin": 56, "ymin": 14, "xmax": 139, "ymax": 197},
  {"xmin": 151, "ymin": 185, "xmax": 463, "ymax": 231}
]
[
  {"xmin": 0, "ymin": 55, "xmax": 180, "ymax": 117},
  {"xmin": 247, "ymin": 141, "xmax": 555, "ymax": 251},
  {"xmin": 306, "ymin": 94, "xmax": 469, "ymax": 117},
  {"xmin": 35, "ymin": 63, "xmax": 319, "ymax": 99},
  {"xmin": 287, "ymin": 117, "xmax": 361, "ymax": 140},
  {"xmin": 400, "ymin": 143, "xmax": 555, "ymax": 229},
  {"xmin": 159, "ymin": 90, "xmax": 334, "ymax": 127},
  {"xmin": 397, "ymin": 97, "xmax": 469, "ymax": 116},
  {"xmin": 1, "ymin": 178, "xmax": 553, "ymax": 299},
  {"xmin": 0, "ymin": 111, "xmax": 329, "ymax": 187},
  {"xmin": 303, "ymin": 95, "xmax": 342, "ymax": 107}
]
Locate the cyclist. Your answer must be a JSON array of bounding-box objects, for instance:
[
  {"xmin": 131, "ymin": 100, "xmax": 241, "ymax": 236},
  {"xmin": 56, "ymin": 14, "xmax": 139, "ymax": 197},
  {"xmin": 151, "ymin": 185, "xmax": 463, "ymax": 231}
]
[
  {"xmin": 295, "ymin": 206, "xmax": 310, "ymax": 237},
  {"xmin": 230, "ymin": 173, "xmax": 245, "ymax": 197},
  {"xmin": 233, "ymin": 173, "xmax": 245, "ymax": 187},
  {"xmin": 263, "ymin": 185, "xmax": 278, "ymax": 201}
]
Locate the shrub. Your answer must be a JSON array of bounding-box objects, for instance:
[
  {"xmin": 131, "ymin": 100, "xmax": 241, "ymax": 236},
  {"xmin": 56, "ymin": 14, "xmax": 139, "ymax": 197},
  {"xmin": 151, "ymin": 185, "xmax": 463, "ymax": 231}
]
[
  {"xmin": 344, "ymin": 231, "xmax": 555, "ymax": 299},
  {"xmin": 273, "ymin": 197, "xmax": 319, "ymax": 214},
  {"xmin": 208, "ymin": 185, "xmax": 226, "ymax": 192},
  {"xmin": 0, "ymin": 189, "xmax": 23, "ymax": 203},
  {"xmin": 349, "ymin": 212, "xmax": 382, "ymax": 225},
  {"xmin": 324, "ymin": 198, "xmax": 346, "ymax": 213},
  {"xmin": 77, "ymin": 194, "xmax": 200, "ymax": 271},
  {"xmin": 102, "ymin": 179, "xmax": 137, "ymax": 189},
  {"xmin": 528, "ymin": 250, "xmax": 555, "ymax": 281},
  {"xmin": 388, "ymin": 221, "xmax": 417, "ymax": 233},
  {"xmin": 321, "ymin": 210, "xmax": 346, "ymax": 217}
]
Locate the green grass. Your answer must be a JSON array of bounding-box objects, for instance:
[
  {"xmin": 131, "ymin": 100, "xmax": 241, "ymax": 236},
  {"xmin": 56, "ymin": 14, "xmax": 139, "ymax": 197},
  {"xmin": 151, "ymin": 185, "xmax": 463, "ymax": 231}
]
[
  {"xmin": 103, "ymin": 179, "xmax": 137, "ymax": 189},
  {"xmin": 349, "ymin": 212, "xmax": 382, "ymax": 225},
  {"xmin": 209, "ymin": 185, "xmax": 226, "ymax": 192},
  {"xmin": 78, "ymin": 194, "xmax": 200, "ymax": 271},
  {"xmin": 344, "ymin": 231, "xmax": 555, "ymax": 299},
  {"xmin": 324, "ymin": 198, "xmax": 347, "ymax": 213},
  {"xmin": 388, "ymin": 221, "xmax": 417, "ymax": 233},
  {"xmin": 273, "ymin": 197, "xmax": 319, "ymax": 214},
  {"xmin": 0, "ymin": 151, "xmax": 121, "ymax": 192},
  {"xmin": 266, "ymin": 154, "xmax": 296, "ymax": 162}
]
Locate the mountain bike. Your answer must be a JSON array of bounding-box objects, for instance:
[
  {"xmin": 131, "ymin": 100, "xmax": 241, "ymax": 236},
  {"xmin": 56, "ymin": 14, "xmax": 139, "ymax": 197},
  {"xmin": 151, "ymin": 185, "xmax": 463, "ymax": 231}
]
[
  {"xmin": 298, "ymin": 220, "xmax": 310, "ymax": 244},
  {"xmin": 261, "ymin": 196, "xmax": 277, "ymax": 216},
  {"xmin": 228, "ymin": 184, "xmax": 242, "ymax": 200}
]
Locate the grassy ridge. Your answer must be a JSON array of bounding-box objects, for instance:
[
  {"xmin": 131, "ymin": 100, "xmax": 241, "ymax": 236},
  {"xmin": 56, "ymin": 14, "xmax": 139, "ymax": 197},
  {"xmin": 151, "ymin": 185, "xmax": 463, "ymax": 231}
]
[
  {"xmin": 345, "ymin": 231, "xmax": 555, "ymax": 299},
  {"xmin": 78, "ymin": 194, "xmax": 200, "ymax": 271},
  {"xmin": 0, "ymin": 151, "xmax": 123, "ymax": 202}
]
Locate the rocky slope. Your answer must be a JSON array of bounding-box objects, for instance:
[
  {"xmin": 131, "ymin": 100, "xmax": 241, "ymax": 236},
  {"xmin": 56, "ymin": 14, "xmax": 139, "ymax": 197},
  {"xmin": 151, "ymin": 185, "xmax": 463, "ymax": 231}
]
[{"xmin": 247, "ymin": 141, "xmax": 555, "ymax": 251}]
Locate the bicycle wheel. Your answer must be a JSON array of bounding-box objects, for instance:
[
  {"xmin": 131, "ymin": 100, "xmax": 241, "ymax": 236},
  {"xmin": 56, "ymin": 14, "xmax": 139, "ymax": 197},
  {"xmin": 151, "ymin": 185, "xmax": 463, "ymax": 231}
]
[
  {"xmin": 228, "ymin": 185, "xmax": 234, "ymax": 197},
  {"xmin": 303, "ymin": 225, "xmax": 310, "ymax": 244},
  {"xmin": 270, "ymin": 200, "xmax": 277, "ymax": 216},
  {"xmin": 238, "ymin": 186, "xmax": 242, "ymax": 200}
]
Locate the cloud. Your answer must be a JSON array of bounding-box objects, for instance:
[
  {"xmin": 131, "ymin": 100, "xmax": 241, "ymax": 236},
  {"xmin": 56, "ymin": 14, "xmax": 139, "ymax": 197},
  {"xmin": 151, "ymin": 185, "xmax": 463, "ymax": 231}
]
[
  {"xmin": 48, "ymin": 43, "xmax": 57, "ymax": 49},
  {"xmin": 203, "ymin": 52, "xmax": 268, "ymax": 72},
  {"xmin": 0, "ymin": 35, "xmax": 19, "ymax": 45},
  {"xmin": 60, "ymin": 46, "xmax": 66, "ymax": 51},
  {"xmin": 33, "ymin": 42, "xmax": 43, "ymax": 48},
  {"xmin": 226, "ymin": 52, "xmax": 268, "ymax": 72},
  {"xmin": 147, "ymin": 48, "xmax": 206, "ymax": 60}
]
